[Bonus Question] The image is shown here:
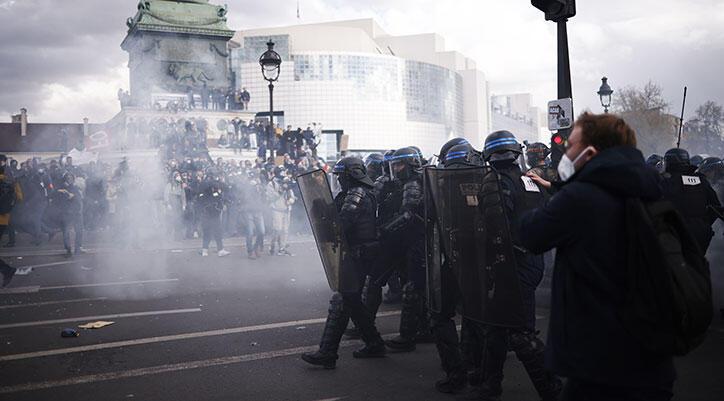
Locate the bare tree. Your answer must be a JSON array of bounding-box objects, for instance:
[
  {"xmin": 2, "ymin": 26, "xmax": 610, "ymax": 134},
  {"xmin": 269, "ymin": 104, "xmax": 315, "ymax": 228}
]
[
  {"xmin": 683, "ymin": 100, "xmax": 724, "ymax": 156},
  {"xmin": 612, "ymin": 81, "xmax": 677, "ymax": 156}
]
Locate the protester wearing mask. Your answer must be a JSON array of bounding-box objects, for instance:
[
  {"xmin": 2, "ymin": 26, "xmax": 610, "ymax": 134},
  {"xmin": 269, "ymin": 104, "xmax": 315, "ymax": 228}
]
[{"xmin": 519, "ymin": 113, "xmax": 675, "ymax": 401}]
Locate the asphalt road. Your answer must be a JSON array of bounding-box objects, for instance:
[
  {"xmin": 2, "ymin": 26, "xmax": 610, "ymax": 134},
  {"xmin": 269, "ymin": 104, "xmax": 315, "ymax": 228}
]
[{"xmin": 0, "ymin": 235, "xmax": 723, "ymax": 401}]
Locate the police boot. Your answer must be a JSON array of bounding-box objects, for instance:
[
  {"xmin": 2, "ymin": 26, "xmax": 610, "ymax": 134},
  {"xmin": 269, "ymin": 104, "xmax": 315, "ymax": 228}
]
[
  {"xmin": 350, "ymin": 308, "xmax": 386, "ymax": 359},
  {"xmin": 432, "ymin": 314, "xmax": 466, "ymax": 393},
  {"xmin": 363, "ymin": 279, "xmax": 383, "ymax": 322},
  {"xmin": 0, "ymin": 261, "xmax": 16, "ymax": 288},
  {"xmin": 385, "ymin": 282, "xmax": 420, "ymax": 352},
  {"xmin": 509, "ymin": 330, "xmax": 562, "ymax": 401},
  {"xmin": 474, "ymin": 325, "xmax": 508, "ymax": 401},
  {"xmin": 436, "ymin": 369, "xmax": 468, "ymax": 394},
  {"xmin": 301, "ymin": 293, "xmax": 349, "ymax": 369},
  {"xmin": 415, "ymin": 302, "xmax": 434, "ymax": 343},
  {"xmin": 460, "ymin": 318, "xmax": 483, "ymax": 385}
]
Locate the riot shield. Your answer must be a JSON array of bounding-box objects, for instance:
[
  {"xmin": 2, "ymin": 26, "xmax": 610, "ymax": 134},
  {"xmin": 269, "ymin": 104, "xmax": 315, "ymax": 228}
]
[
  {"xmin": 424, "ymin": 167, "xmax": 443, "ymax": 313},
  {"xmin": 297, "ymin": 169, "xmax": 358, "ymax": 292},
  {"xmin": 426, "ymin": 166, "xmax": 525, "ymax": 327}
]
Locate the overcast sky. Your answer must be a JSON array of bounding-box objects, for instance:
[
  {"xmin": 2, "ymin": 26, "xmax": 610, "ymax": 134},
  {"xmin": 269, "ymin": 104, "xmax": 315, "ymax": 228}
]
[{"xmin": 0, "ymin": 0, "xmax": 722, "ymax": 125}]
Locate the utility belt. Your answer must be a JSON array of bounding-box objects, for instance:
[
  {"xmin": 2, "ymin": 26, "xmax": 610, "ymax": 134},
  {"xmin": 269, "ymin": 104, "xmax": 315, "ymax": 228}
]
[{"xmin": 350, "ymin": 241, "xmax": 381, "ymax": 260}]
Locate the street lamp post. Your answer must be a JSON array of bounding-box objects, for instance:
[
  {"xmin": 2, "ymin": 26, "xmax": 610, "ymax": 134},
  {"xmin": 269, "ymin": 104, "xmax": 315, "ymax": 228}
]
[
  {"xmin": 259, "ymin": 39, "xmax": 282, "ymax": 160},
  {"xmin": 597, "ymin": 76, "xmax": 613, "ymax": 113}
]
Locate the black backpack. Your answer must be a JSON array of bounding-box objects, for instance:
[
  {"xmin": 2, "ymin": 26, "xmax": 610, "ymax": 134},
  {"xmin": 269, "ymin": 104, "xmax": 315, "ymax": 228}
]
[
  {"xmin": 622, "ymin": 198, "xmax": 713, "ymax": 356},
  {"xmin": 0, "ymin": 180, "xmax": 15, "ymax": 214}
]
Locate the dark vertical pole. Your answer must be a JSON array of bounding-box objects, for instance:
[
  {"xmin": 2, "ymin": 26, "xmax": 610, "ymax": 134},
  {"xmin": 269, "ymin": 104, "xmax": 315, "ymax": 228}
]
[
  {"xmin": 551, "ymin": 19, "xmax": 573, "ymax": 167},
  {"xmin": 676, "ymin": 86, "xmax": 687, "ymax": 149},
  {"xmin": 268, "ymin": 82, "xmax": 275, "ymax": 160}
]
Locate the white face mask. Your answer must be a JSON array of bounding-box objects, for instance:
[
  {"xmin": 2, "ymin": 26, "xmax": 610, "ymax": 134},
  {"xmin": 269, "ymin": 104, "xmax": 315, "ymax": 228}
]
[{"xmin": 557, "ymin": 146, "xmax": 595, "ymax": 182}]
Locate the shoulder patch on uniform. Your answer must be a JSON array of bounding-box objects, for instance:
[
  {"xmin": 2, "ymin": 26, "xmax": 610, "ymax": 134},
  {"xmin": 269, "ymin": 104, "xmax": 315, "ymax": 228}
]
[
  {"xmin": 521, "ymin": 176, "xmax": 541, "ymax": 192},
  {"xmin": 681, "ymin": 175, "xmax": 701, "ymax": 186}
]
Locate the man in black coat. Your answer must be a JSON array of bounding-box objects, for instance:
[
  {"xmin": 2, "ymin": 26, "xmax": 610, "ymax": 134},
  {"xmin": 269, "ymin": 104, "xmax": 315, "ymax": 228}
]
[{"xmin": 520, "ymin": 113, "xmax": 676, "ymax": 401}]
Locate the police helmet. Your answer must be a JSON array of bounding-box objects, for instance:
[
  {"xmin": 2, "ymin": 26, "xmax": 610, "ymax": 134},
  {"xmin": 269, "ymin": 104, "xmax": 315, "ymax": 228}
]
[
  {"xmin": 364, "ymin": 153, "xmax": 385, "ymax": 181},
  {"xmin": 443, "ymin": 143, "xmax": 474, "ymax": 167},
  {"xmin": 333, "ymin": 157, "xmax": 374, "ymax": 187},
  {"xmin": 663, "ymin": 148, "xmax": 690, "ymax": 172},
  {"xmin": 525, "ymin": 142, "xmax": 550, "ymax": 165},
  {"xmin": 690, "ymin": 155, "xmax": 704, "ymax": 168},
  {"xmin": 438, "ymin": 138, "xmax": 470, "ymax": 164},
  {"xmin": 388, "ymin": 147, "xmax": 422, "ymax": 180},
  {"xmin": 696, "ymin": 157, "xmax": 723, "ymax": 178},
  {"xmin": 483, "ymin": 130, "xmax": 522, "ymax": 161}
]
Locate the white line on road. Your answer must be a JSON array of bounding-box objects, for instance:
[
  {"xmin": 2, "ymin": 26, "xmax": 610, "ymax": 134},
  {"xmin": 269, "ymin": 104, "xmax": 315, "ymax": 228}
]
[
  {"xmin": 0, "ymin": 310, "xmax": 401, "ymax": 362},
  {"xmin": 0, "ymin": 297, "xmax": 108, "ymax": 310},
  {"xmin": 41, "ymin": 278, "xmax": 179, "ymax": 291},
  {"xmin": 21, "ymin": 261, "xmax": 77, "ymax": 269},
  {"xmin": 0, "ymin": 308, "xmax": 202, "ymax": 330},
  {"xmin": 0, "ymin": 286, "xmax": 40, "ymax": 294},
  {"xmin": 0, "ymin": 334, "xmax": 395, "ymax": 394}
]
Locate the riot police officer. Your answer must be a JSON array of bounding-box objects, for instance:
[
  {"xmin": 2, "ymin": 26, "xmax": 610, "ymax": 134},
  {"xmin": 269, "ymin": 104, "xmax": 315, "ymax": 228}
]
[
  {"xmin": 364, "ymin": 153, "xmax": 385, "ymax": 182},
  {"xmin": 372, "ymin": 149, "xmax": 404, "ymax": 306},
  {"xmin": 381, "ymin": 147, "xmax": 430, "ymax": 352},
  {"xmin": 525, "ymin": 142, "xmax": 558, "ymax": 183},
  {"xmin": 661, "ymin": 148, "xmax": 721, "ymax": 253},
  {"xmin": 466, "ymin": 131, "xmax": 561, "ymax": 401},
  {"xmin": 429, "ymin": 139, "xmax": 480, "ymax": 393},
  {"xmin": 301, "ymin": 158, "xmax": 386, "ymax": 368}
]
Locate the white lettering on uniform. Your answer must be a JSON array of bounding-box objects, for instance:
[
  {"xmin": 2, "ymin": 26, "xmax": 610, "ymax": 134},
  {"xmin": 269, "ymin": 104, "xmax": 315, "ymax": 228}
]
[{"xmin": 682, "ymin": 175, "xmax": 701, "ymax": 186}]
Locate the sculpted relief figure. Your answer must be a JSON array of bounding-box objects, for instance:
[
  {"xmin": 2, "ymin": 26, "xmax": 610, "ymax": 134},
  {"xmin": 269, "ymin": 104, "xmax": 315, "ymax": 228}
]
[{"xmin": 168, "ymin": 63, "xmax": 214, "ymax": 88}]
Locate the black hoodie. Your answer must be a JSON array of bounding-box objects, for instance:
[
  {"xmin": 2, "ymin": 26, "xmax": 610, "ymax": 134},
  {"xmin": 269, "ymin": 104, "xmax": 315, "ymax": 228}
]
[{"xmin": 520, "ymin": 146, "xmax": 675, "ymax": 388}]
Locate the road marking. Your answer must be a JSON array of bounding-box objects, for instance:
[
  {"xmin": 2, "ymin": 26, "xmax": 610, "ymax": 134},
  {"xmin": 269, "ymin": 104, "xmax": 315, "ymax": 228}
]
[
  {"xmin": 0, "ymin": 308, "xmax": 202, "ymax": 330},
  {"xmin": 0, "ymin": 334, "xmax": 396, "ymax": 394},
  {"xmin": 0, "ymin": 310, "xmax": 402, "ymax": 362},
  {"xmin": 0, "ymin": 297, "xmax": 108, "ymax": 310},
  {"xmin": 0, "ymin": 286, "xmax": 40, "ymax": 294},
  {"xmin": 21, "ymin": 261, "xmax": 77, "ymax": 269},
  {"xmin": 41, "ymin": 278, "xmax": 179, "ymax": 291}
]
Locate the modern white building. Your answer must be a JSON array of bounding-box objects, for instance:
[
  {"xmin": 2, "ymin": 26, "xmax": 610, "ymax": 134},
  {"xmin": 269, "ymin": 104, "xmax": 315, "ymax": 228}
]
[
  {"xmin": 230, "ymin": 19, "xmax": 490, "ymax": 156},
  {"xmin": 490, "ymin": 93, "xmax": 546, "ymax": 145}
]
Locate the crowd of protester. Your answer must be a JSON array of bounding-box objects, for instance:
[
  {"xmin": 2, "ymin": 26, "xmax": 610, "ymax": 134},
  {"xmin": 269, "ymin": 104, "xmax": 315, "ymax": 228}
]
[
  {"xmin": 122, "ymin": 115, "xmax": 323, "ymax": 159},
  {"xmin": 0, "ymin": 116, "xmax": 328, "ymax": 259}
]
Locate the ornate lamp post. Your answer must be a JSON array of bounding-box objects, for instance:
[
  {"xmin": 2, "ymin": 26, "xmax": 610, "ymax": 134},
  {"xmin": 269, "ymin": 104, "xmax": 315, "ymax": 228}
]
[
  {"xmin": 259, "ymin": 40, "xmax": 282, "ymax": 159},
  {"xmin": 597, "ymin": 76, "xmax": 613, "ymax": 113}
]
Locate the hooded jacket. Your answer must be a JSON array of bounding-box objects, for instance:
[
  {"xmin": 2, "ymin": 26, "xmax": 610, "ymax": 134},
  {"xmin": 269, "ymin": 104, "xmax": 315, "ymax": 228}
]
[{"xmin": 520, "ymin": 146, "xmax": 676, "ymax": 388}]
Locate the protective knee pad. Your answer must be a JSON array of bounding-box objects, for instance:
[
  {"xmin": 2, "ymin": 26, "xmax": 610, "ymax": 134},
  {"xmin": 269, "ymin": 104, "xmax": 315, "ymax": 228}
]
[
  {"xmin": 328, "ymin": 292, "xmax": 345, "ymax": 315},
  {"xmin": 509, "ymin": 330, "xmax": 544, "ymax": 359}
]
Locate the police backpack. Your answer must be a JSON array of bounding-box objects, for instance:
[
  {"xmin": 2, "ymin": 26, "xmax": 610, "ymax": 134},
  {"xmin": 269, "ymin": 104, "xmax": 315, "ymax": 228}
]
[{"xmin": 622, "ymin": 198, "xmax": 712, "ymax": 356}]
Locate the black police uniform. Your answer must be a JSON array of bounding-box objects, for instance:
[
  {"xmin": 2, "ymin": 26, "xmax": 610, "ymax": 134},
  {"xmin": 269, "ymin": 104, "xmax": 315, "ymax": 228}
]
[
  {"xmin": 429, "ymin": 144, "xmax": 480, "ymax": 393},
  {"xmin": 661, "ymin": 166, "xmax": 721, "ymax": 253},
  {"xmin": 301, "ymin": 159, "xmax": 386, "ymax": 369},
  {"xmin": 471, "ymin": 159, "xmax": 562, "ymax": 401},
  {"xmin": 382, "ymin": 148, "xmax": 430, "ymax": 351}
]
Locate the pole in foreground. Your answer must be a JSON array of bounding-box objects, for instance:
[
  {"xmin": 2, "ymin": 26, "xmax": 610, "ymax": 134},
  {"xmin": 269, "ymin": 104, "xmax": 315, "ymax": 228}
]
[{"xmin": 677, "ymin": 86, "xmax": 688, "ymax": 149}]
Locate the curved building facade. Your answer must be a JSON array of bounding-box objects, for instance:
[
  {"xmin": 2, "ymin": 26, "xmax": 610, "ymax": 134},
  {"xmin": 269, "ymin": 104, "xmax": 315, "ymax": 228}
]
[{"xmin": 231, "ymin": 19, "xmax": 488, "ymax": 156}]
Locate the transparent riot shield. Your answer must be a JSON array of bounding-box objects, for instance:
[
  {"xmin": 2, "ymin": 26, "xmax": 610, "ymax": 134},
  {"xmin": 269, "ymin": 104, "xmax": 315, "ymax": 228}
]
[
  {"xmin": 427, "ymin": 166, "xmax": 525, "ymax": 327},
  {"xmin": 297, "ymin": 169, "xmax": 358, "ymax": 292}
]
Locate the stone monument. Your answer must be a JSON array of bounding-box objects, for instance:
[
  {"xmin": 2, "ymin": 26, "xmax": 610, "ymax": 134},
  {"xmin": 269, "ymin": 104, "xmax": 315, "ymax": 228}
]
[{"xmin": 121, "ymin": 0, "xmax": 235, "ymax": 108}]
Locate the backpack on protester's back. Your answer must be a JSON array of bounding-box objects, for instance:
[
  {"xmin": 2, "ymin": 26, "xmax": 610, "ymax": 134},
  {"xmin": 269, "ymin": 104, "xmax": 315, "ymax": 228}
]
[{"xmin": 622, "ymin": 198, "xmax": 712, "ymax": 356}]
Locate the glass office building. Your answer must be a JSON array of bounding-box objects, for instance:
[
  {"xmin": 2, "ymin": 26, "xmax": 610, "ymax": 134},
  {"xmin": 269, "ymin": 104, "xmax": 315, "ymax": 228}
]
[{"xmin": 231, "ymin": 19, "xmax": 488, "ymax": 156}]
